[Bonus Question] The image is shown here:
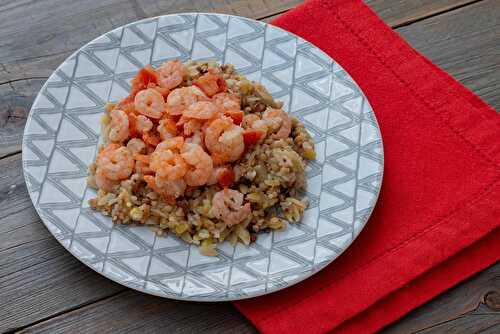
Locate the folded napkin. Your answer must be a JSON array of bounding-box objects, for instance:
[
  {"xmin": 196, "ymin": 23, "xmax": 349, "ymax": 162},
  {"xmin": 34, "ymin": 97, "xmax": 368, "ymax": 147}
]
[{"xmin": 234, "ymin": 1, "xmax": 500, "ymax": 333}]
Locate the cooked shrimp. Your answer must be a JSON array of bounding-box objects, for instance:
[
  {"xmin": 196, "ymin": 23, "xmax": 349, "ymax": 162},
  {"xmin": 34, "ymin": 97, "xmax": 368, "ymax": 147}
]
[
  {"xmin": 262, "ymin": 108, "xmax": 291, "ymax": 139},
  {"xmin": 156, "ymin": 136, "xmax": 184, "ymax": 152},
  {"xmin": 157, "ymin": 60, "xmax": 186, "ymax": 90},
  {"xmin": 108, "ymin": 109, "xmax": 129, "ymax": 142},
  {"xmin": 150, "ymin": 137, "xmax": 187, "ymax": 181},
  {"xmin": 182, "ymin": 119, "xmax": 203, "ymax": 136},
  {"xmin": 166, "ymin": 86, "xmax": 208, "ymax": 116},
  {"xmin": 204, "ymin": 118, "xmax": 244, "ymax": 163},
  {"xmin": 183, "ymin": 101, "xmax": 217, "ymax": 120},
  {"xmin": 127, "ymin": 138, "xmax": 146, "ymax": 155},
  {"xmin": 156, "ymin": 176, "xmax": 187, "ymax": 199},
  {"xmin": 96, "ymin": 143, "xmax": 134, "ymax": 180},
  {"xmin": 136, "ymin": 115, "xmax": 153, "ymax": 133},
  {"xmin": 212, "ymin": 93, "xmax": 240, "ymax": 111},
  {"xmin": 134, "ymin": 88, "xmax": 165, "ymax": 119},
  {"xmin": 185, "ymin": 130, "xmax": 204, "ymax": 147},
  {"xmin": 157, "ymin": 118, "xmax": 177, "ymax": 140},
  {"xmin": 135, "ymin": 160, "xmax": 153, "ymax": 175},
  {"xmin": 180, "ymin": 143, "xmax": 213, "ymax": 186},
  {"xmin": 210, "ymin": 189, "xmax": 251, "ymax": 226},
  {"xmin": 95, "ymin": 168, "xmax": 120, "ymax": 192},
  {"xmin": 241, "ymin": 114, "xmax": 267, "ymax": 131}
]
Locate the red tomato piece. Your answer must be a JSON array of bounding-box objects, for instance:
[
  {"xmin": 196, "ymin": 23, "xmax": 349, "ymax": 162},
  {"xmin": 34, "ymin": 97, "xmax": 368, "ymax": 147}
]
[
  {"xmin": 131, "ymin": 65, "xmax": 159, "ymax": 93},
  {"xmin": 243, "ymin": 129, "xmax": 265, "ymax": 147},
  {"xmin": 218, "ymin": 168, "xmax": 234, "ymax": 188},
  {"xmin": 224, "ymin": 109, "xmax": 244, "ymax": 125},
  {"xmin": 193, "ymin": 73, "xmax": 227, "ymax": 97},
  {"xmin": 128, "ymin": 113, "xmax": 140, "ymax": 138}
]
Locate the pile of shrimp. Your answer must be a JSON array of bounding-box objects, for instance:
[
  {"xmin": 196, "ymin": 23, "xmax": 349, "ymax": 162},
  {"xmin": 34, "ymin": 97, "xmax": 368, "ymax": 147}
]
[{"xmin": 89, "ymin": 60, "xmax": 315, "ymax": 254}]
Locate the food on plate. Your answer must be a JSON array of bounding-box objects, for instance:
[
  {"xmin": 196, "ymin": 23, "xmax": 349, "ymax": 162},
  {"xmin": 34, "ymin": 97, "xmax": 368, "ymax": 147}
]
[{"xmin": 87, "ymin": 60, "xmax": 315, "ymax": 255}]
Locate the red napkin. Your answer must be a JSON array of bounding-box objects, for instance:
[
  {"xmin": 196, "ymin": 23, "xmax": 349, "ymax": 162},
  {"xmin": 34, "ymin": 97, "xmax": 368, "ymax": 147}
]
[{"xmin": 234, "ymin": 1, "xmax": 500, "ymax": 333}]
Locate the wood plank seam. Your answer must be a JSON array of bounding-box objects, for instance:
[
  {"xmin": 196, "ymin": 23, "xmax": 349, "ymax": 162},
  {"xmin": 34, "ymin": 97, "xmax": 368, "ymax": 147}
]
[{"xmin": 0, "ymin": 0, "xmax": 498, "ymax": 332}]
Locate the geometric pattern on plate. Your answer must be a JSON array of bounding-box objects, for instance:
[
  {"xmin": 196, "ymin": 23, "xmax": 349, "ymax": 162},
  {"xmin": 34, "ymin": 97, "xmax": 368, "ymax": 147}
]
[{"xmin": 22, "ymin": 13, "xmax": 383, "ymax": 301}]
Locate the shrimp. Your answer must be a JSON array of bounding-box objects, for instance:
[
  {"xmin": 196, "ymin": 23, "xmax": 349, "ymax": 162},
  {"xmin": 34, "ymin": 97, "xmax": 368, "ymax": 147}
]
[
  {"xmin": 212, "ymin": 93, "xmax": 240, "ymax": 112},
  {"xmin": 96, "ymin": 143, "xmax": 134, "ymax": 180},
  {"xmin": 95, "ymin": 168, "xmax": 120, "ymax": 192},
  {"xmin": 183, "ymin": 101, "xmax": 217, "ymax": 120},
  {"xmin": 182, "ymin": 119, "xmax": 203, "ymax": 136},
  {"xmin": 133, "ymin": 153, "xmax": 153, "ymax": 175},
  {"xmin": 149, "ymin": 137, "xmax": 187, "ymax": 181},
  {"xmin": 262, "ymin": 108, "xmax": 291, "ymax": 139},
  {"xmin": 210, "ymin": 189, "xmax": 251, "ymax": 226},
  {"xmin": 241, "ymin": 114, "xmax": 268, "ymax": 132},
  {"xmin": 156, "ymin": 136, "xmax": 184, "ymax": 152},
  {"xmin": 157, "ymin": 118, "xmax": 177, "ymax": 140},
  {"xmin": 134, "ymin": 88, "xmax": 165, "ymax": 119},
  {"xmin": 127, "ymin": 138, "xmax": 146, "ymax": 155},
  {"xmin": 157, "ymin": 60, "xmax": 186, "ymax": 90},
  {"xmin": 204, "ymin": 118, "xmax": 244, "ymax": 164},
  {"xmin": 166, "ymin": 86, "xmax": 208, "ymax": 116},
  {"xmin": 212, "ymin": 93, "xmax": 243, "ymax": 124},
  {"xmin": 185, "ymin": 130, "xmax": 204, "ymax": 147},
  {"xmin": 156, "ymin": 176, "xmax": 187, "ymax": 199},
  {"xmin": 108, "ymin": 109, "xmax": 130, "ymax": 142},
  {"xmin": 144, "ymin": 175, "xmax": 186, "ymax": 199},
  {"xmin": 136, "ymin": 115, "xmax": 153, "ymax": 133},
  {"xmin": 180, "ymin": 143, "xmax": 213, "ymax": 186}
]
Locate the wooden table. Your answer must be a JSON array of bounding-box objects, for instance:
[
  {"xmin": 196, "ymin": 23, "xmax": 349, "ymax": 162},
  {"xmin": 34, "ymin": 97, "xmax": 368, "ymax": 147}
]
[{"xmin": 0, "ymin": 1, "xmax": 498, "ymax": 333}]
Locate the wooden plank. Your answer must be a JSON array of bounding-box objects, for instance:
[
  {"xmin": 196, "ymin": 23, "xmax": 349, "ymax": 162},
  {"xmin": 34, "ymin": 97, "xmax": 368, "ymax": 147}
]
[
  {"xmin": 396, "ymin": 0, "xmax": 500, "ymax": 110},
  {"xmin": 17, "ymin": 291, "xmax": 256, "ymax": 334},
  {"xmin": 382, "ymin": 263, "xmax": 500, "ymax": 333},
  {"xmin": 0, "ymin": 154, "xmax": 125, "ymax": 333},
  {"xmin": 0, "ymin": 0, "xmax": 487, "ymax": 159},
  {"xmin": 1, "ymin": 0, "xmax": 499, "ymax": 332},
  {"xmin": 0, "ymin": 0, "xmax": 301, "ymax": 159},
  {"xmin": 365, "ymin": 0, "xmax": 480, "ymax": 27}
]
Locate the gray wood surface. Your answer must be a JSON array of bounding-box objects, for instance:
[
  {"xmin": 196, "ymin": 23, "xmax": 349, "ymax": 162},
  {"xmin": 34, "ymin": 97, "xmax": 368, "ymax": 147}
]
[{"xmin": 0, "ymin": 0, "xmax": 498, "ymax": 333}]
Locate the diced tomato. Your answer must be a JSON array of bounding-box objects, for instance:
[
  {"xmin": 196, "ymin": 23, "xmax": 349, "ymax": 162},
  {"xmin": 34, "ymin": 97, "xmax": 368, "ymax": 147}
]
[
  {"xmin": 128, "ymin": 113, "xmax": 140, "ymax": 138},
  {"xmin": 142, "ymin": 131, "xmax": 160, "ymax": 147},
  {"xmin": 218, "ymin": 168, "xmax": 234, "ymax": 188},
  {"xmin": 224, "ymin": 109, "xmax": 244, "ymax": 125},
  {"xmin": 130, "ymin": 65, "xmax": 159, "ymax": 95},
  {"xmin": 193, "ymin": 73, "xmax": 227, "ymax": 97},
  {"xmin": 243, "ymin": 129, "xmax": 265, "ymax": 147}
]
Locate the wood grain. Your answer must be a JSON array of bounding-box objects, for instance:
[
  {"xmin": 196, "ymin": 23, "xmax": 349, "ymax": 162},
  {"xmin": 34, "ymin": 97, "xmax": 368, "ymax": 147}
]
[
  {"xmin": 396, "ymin": 0, "xmax": 500, "ymax": 110},
  {"xmin": 18, "ymin": 291, "xmax": 256, "ymax": 334},
  {"xmin": 0, "ymin": 0, "xmax": 490, "ymax": 158},
  {"xmin": 382, "ymin": 263, "xmax": 500, "ymax": 333},
  {"xmin": 365, "ymin": 0, "xmax": 481, "ymax": 27},
  {"xmin": 0, "ymin": 0, "xmax": 498, "ymax": 333}
]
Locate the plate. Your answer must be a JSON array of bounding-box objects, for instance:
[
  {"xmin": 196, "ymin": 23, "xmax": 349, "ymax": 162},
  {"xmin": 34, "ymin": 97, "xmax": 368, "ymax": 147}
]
[{"xmin": 22, "ymin": 13, "xmax": 383, "ymax": 301}]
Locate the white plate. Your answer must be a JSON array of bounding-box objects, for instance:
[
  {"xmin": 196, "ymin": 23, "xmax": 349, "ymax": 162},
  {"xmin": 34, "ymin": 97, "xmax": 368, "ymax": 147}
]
[{"xmin": 22, "ymin": 13, "xmax": 383, "ymax": 301}]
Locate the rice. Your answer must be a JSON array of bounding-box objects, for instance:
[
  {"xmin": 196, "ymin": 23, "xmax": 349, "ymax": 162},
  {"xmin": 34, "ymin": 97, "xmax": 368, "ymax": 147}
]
[{"xmin": 88, "ymin": 60, "xmax": 315, "ymax": 256}]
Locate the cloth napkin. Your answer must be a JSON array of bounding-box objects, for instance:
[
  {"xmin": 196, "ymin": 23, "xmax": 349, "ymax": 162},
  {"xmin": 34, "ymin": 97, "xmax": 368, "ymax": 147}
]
[{"xmin": 234, "ymin": 0, "xmax": 500, "ymax": 333}]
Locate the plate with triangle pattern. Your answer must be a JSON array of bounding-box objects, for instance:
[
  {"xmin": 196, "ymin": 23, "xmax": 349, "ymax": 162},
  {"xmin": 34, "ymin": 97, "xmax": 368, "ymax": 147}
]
[{"xmin": 22, "ymin": 13, "xmax": 383, "ymax": 301}]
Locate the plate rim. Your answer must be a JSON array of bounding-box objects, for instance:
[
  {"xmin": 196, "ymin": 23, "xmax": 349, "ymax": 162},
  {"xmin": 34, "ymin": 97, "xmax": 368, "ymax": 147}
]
[{"xmin": 22, "ymin": 12, "xmax": 384, "ymax": 302}]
